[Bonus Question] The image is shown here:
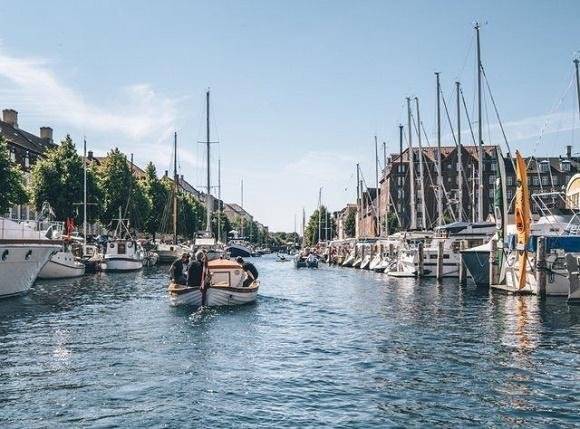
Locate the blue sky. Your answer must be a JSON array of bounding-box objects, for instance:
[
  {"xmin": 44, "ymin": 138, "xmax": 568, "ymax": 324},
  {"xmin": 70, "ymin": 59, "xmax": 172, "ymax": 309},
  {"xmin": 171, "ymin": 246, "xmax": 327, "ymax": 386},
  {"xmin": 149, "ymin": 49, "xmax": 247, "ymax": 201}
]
[{"xmin": 0, "ymin": 0, "xmax": 578, "ymax": 231}]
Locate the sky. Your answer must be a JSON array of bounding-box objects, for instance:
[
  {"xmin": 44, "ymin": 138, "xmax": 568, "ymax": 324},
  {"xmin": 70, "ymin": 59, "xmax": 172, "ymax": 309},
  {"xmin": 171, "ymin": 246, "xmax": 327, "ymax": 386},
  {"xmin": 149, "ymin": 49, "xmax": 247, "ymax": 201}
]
[{"xmin": 0, "ymin": 0, "xmax": 578, "ymax": 231}]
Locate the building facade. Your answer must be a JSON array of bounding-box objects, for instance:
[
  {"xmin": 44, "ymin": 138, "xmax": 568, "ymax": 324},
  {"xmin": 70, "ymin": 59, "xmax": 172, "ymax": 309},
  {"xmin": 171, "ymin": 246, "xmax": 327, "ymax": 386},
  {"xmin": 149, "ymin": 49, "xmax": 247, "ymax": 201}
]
[{"xmin": 1, "ymin": 109, "xmax": 56, "ymax": 220}]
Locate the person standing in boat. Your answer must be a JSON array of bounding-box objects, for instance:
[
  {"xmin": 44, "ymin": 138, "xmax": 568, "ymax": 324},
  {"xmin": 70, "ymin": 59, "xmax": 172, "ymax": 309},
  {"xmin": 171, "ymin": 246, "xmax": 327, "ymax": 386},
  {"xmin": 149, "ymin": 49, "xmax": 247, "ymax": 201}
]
[
  {"xmin": 187, "ymin": 251, "xmax": 205, "ymax": 287},
  {"xmin": 170, "ymin": 253, "xmax": 189, "ymax": 284},
  {"xmin": 236, "ymin": 257, "xmax": 258, "ymax": 287}
]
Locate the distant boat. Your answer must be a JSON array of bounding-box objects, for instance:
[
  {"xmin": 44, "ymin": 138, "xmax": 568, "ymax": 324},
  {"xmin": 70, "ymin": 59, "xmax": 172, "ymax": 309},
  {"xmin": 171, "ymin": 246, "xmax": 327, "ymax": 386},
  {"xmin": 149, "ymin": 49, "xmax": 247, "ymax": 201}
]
[
  {"xmin": 227, "ymin": 240, "xmax": 253, "ymax": 258},
  {"xmin": 100, "ymin": 208, "xmax": 144, "ymax": 272}
]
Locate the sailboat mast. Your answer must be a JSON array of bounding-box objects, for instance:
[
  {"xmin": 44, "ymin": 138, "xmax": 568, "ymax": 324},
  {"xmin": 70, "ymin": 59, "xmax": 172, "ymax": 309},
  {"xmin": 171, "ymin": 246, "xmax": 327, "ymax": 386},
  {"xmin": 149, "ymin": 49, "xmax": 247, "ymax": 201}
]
[
  {"xmin": 574, "ymin": 58, "xmax": 580, "ymax": 120},
  {"xmin": 318, "ymin": 187, "xmax": 322, "ymax": 243},
  {"xmin": 302, "ymin": 207, "xmax": 305, "ymax": 247},
  {"xmin": 375, "ymin": 135, "xmax": 380, "ymax": 236},
  {"xmin": 173, "ymin": 131, "xmax": 177, "ymax": 244},
  {"xmin": 83, "ymin": 138, "xmax": 87, "ymax": 255},
  {"xmin": 218, "ymin": 158, "xmax": 222, "ymax": 243},
  {"xmin": 240, "ymin": 178, "xmax": 244, "ymax": 238},
  {"xmin": 398, "ymin": 124, "xmax": 404, "ymax": 228},
  {"xmin": 436, "ymin": 72, "xmax": 443, "ymax": 226},
  {"xmin": 356, "ymin": 163, "xmax": 360, "ymax": 239},
  {"xmin": 456, "ymin": 81, "xmax": 463, "ymax": 222},
  {"xmin": 476, "ymin": 22, "xmax": 484, "ymax": 222},
  {"xmin": 205, "ymin": 90, "xmax": 212, "ymax": 234},
  {"xmin": 407, "ymin": 98, "xmax": 416, "ymax": 230},
  {"xmin": 415, "ymin": 98, "xmax": 427, "ymax": 230}
]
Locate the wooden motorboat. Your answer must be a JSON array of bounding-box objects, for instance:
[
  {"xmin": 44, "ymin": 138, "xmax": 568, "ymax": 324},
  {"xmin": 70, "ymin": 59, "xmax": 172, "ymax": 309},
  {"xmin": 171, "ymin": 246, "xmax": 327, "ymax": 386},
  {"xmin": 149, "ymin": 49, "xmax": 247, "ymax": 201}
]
[{"xmin": 168, "ymin": 259, "xmax": 259, "ymax": 307}]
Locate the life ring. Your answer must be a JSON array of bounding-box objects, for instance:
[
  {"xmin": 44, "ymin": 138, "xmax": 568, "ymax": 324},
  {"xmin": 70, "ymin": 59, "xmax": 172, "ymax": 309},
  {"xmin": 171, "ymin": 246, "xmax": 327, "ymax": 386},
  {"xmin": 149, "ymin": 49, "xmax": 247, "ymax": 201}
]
[{"xmin": 110, "ymin": 243, "xmax": 114, "ymax": 248}]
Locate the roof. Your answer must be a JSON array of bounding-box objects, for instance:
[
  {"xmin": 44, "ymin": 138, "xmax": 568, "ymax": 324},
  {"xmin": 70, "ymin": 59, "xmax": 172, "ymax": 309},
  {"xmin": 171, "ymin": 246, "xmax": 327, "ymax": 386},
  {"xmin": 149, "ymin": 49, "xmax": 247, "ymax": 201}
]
[{"xmin": 0, "ymin": 120, "xmax": 56, "ymax": 155}]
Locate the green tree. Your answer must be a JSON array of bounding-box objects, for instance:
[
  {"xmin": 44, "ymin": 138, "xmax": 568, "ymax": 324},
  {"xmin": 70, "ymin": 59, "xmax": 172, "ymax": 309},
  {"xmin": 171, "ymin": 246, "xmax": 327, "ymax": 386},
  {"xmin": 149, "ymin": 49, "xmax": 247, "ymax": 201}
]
[
  {"xmin": 386, "ymin": 212, "xmax": 399, "ymax": 234},
  {"xmin": 304, "ymin": 205, "xmax": 336, "ymax": 246},
  {"xmin": 142, "ymin": 162, "xmax": 168, "ymax": 236},
  {"xmin": 211, "ymin": 210, "xmax": 231, "ymax": 240},
  {"xmin": 344, "ymin": 208, "xmax": 356, "ymax": 238},
  {"xmin": 0, "ymin": 138, "xmax": 28, "ymax": 214},
  {"xmin": 29, "ymin": 135, "xmax": 100, "ymax": 221},
  {"xmin": 97, "ymin": 148, "xmax": 141, "ymax": 226},
  {"xmin": 179, "ymin": 192, "xmax": 205, "ymax": 238}
]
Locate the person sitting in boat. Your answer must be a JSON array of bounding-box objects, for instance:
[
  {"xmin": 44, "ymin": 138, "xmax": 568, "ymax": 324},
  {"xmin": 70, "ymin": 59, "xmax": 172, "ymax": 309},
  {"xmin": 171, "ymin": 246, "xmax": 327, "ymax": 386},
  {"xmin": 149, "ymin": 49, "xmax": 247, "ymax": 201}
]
[
  {"xmin": 236, "ymin": 257, "xmax": 258, "ymax": 287},
  {"xmin": 187, "ymin": 251, "xmax": 205, "ymax": 287},
  {"xmin": 170, "ymin": 253, "xmax": 189, "ymax": 284},
  {"xmin": 307, "ymin": 253, "xmax": 317, "ymax": 265}
]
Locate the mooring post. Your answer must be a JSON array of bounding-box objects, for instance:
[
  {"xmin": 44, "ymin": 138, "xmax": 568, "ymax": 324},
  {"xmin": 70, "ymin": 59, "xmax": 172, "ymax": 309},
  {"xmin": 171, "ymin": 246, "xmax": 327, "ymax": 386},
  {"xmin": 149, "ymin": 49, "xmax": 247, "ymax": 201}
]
[
  {"xmin": 537, "ymin": 236, "xmax": 546, "ymax": 296},
  {"xmin": 489, "ymin": 238, "xmax": 497, "ymax": 286},
  {"xmin": 436, "ymin": 240, "xmax": 444, "ymax": 280},
  {"xmin": 459, "ymin": 240, "xmax": 467, "ymax": 285},
  {"xmin": 418, "ymin": 242, "xmax": 424, "ymax": 277}
]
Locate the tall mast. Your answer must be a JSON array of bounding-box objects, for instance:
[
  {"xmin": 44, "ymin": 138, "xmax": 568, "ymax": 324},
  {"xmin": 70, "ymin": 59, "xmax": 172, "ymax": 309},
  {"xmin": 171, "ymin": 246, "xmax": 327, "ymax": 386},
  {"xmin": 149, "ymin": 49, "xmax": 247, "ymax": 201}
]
[
  {"xmin": 574, "ymin": 58, "xmax": 580, "ymax": 120},
  {"xmin": 318, "ymin": 187, "xmax": 322, "ymax": 243},
  {"xmin": 356, "ymin": 163, "xmax": 360, "ymax": 239},
  {"xmin": 217, "ymin": 158, "xmax": 222, "ymax": 243},
  {"xmin": 407, "ymin": 98, "xmax": 416, "ymax": 229},
  {"xmin": 398, "ymin": 124, "xmax": 404, "ymax": 228},
  {"xmin": 173, "ymin": 131, "xmax": 178, "ymax": 244},
  {"xmin": 205, "ymin": 90, "xmax": 212, "ymax": 234},
  {"xmin": 456, "ymin": 81, "xmax": 463, "ymax": 222},
  {"xmin": 375, "ymin": 135, "xmax": 380, "ymax": 236},
  {"xmin": 240, "ymin": 178, "xmax": 244, "ymax": 238},
  {"xmin": 436, "ymin": 72, "xmax": 443, "ymax": 226},
  {"xmin": 415, "ymin": 98, "xmax": 427, "ymax": 230},
  {"xmin": 302, "ymin": 207, "xmax": 305, "ymax": 247},
  {"xmin": 83, "ymin": 138, "xmax": 87, "ymax": 255},
  {"xmin": 476, "ymin": 22, "xmax": 484, "ymax": 222}
]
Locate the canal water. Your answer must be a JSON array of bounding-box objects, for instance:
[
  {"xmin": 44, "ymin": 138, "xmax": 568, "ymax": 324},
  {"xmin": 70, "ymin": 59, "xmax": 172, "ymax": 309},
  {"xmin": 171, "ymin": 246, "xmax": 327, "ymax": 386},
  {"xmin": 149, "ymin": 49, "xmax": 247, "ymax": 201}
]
[{"xmin": 1, "ymin": 256, "xmax": 578, "ymax": 428}]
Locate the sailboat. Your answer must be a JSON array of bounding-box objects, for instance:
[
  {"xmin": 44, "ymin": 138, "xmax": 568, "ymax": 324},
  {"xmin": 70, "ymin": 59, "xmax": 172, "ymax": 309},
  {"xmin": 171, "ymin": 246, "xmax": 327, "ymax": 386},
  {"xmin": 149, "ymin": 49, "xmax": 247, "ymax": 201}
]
[
  {"xmin": 100, "ymin": 208, "xmax": 144, "ymax": 272},
  {"xmin": 157, "ymin": 132, "xmax": 189, "ymax": 264}
]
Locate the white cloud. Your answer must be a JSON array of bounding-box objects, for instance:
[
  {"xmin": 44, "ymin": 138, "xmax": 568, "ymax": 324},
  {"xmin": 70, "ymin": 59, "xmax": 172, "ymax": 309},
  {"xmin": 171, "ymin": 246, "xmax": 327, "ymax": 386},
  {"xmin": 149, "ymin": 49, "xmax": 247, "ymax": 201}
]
[{"xmin": 0, "ymin": 45, "xmax": 177, "ymax": 142}]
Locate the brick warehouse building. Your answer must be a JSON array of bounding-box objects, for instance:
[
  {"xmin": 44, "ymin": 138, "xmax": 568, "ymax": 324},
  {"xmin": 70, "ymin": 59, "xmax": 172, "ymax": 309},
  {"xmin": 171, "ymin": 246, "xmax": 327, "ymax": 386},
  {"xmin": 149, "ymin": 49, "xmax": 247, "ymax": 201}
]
[{"xmin": 368, "ymin": 144, "xmax": 578, "ymax": 234}]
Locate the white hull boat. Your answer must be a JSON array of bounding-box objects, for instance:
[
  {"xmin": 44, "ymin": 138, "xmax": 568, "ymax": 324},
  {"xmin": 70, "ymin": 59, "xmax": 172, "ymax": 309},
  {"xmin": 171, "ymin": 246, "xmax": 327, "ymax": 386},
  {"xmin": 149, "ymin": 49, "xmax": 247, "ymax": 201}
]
[
  {"xmin": 101, "ymin": 239, "xmax": 144, "ymax": 272},
  {"xmin": 0, "ymin": 218, "xmax": 60, "ymax": 297},
  {"xmin": 38, "ymin": 250, "xmax": 85, "ymax": 279}
]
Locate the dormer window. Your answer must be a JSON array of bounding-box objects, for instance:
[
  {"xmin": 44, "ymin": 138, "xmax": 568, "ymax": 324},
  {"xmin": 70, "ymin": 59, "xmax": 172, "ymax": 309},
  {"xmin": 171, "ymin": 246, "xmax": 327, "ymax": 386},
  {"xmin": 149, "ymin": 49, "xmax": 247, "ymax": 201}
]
[
  {"xmin": 561, "ymin": 160, "xmax": 571, "ymax": 172},
  {"xmin": 540, "ymin": 160, "xmax": 550, "ymax": 173},
  {"xmin": 490, "ymin": 162, "xmax": 497, "ymax": 172}
]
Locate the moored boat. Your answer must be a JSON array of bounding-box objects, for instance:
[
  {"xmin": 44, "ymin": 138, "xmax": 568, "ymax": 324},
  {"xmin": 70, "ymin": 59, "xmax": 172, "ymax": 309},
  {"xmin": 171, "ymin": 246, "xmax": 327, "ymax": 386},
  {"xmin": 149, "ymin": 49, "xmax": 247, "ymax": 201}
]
[{"xmin": 0, "ymin": 218, "xmax": 61, "ymax": 297}]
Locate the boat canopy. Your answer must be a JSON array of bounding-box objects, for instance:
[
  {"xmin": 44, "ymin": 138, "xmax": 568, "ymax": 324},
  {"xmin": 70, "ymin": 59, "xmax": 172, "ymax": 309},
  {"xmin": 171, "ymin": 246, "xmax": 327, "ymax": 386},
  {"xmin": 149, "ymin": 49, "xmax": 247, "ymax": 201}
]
[{"xmin": 434, "ymin": 221, "xmax": 495, "ymax": 235}]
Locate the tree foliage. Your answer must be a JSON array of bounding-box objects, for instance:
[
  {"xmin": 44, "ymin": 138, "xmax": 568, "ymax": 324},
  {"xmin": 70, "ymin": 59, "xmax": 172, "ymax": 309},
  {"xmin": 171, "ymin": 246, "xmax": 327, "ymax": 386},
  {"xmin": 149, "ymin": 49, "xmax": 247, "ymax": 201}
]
[
  {"xmin": 142, "ymin": 162, "xmax": 168, "ymax": 236},
  {"xmin": 344, "ymin": 208, "xmax": 356, "ymax": 238},
  {"xmin": 386, "ymin": 212, "xmax": 399, "ymax": 234},
  {"xmin": 211, "ymin": 210, "xmax": 231, "ymax": 240},
  {"xmin": 304, "ymin": 205, "xmax": 336, "ymax": 246},
  {"xmin": 29, "ymin": 135, "xmax": 100, "ymax": 221},
  {"xmin": 0, "ymin": 138, "xmax": 27, "ymax": 214}
]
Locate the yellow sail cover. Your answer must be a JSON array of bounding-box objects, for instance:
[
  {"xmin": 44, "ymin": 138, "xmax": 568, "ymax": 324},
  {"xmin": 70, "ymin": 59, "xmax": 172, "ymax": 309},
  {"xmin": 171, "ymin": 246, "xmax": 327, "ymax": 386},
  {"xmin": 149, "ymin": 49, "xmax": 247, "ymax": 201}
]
[{"xmin": 514, "ymin": 151, "xmax": 531, "ymax": 289}]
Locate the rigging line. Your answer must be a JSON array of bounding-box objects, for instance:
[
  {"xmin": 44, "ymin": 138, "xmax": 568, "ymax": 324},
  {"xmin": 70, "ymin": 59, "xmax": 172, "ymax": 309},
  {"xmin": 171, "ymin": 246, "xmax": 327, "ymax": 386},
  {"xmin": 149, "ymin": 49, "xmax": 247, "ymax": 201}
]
[
  {"xmin": 480, "ymin": 67, "xmax": 519, "ymax": 175},
  {"xmin": 460, "ymin": 89, "xmax": 478, "ymax": 146},
  {"xmin": 418, "ymin": 120, "xmax": 456, "ymax": 223},
  {"xmin": 457, "ymin": 32, "xmax": 476, "ymax": 81},
  {"xmin": 440, "ymin": 89, "xmax": 458, "ymax": 146}
]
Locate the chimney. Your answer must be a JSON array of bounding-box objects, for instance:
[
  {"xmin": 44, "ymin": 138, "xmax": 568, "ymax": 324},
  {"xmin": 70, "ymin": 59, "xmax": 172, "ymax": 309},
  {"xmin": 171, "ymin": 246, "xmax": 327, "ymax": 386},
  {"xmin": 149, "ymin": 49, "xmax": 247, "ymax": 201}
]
[
  {"xmin": 164, "ymin": 170, "xmax": 168, "ymax": 177},
  {"xmin": 567, "ymin": 145, "xmax": 572, "ymax": 159},
  {"xmin": 2, "ymin": 109, "xmax": 18, "ymax": 128},
  {"xmin": 40, "ymin": 127, "xmax": 53, "ymax": 142},
  {"xmin": 87, "ymin": 150, "xmax": 94, "ymax": 160},
  {"xmin": 180, "ymin": 174, "xmax": 184, "ymax": 182}
]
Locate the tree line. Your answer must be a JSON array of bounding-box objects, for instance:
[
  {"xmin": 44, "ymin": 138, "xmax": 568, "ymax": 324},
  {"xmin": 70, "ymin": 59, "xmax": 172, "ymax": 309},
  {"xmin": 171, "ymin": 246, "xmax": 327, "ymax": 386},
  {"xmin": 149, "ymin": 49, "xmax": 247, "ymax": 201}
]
[{"xmin": 0, "ymin": 136, "xmax": 271, "ymax": 243}]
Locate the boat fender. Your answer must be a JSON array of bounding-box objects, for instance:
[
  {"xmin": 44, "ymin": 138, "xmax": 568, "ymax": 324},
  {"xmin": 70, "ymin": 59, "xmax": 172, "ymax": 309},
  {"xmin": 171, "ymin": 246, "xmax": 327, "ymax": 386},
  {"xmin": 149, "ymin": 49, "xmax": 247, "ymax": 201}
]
[
  {"xmin": 128, "ymin": 241, "xmax": 133, "ymax": 248},
  {"xmin": 110, "ymin": 243, "xmax": 114, "ymax": 248},
  {"xmin": 1, "ymin": 249, "xmax": 8, "ymax": 260},
  {"xmin": 25, "ymin": 250, "xmax": 32, "ymax": 260}
]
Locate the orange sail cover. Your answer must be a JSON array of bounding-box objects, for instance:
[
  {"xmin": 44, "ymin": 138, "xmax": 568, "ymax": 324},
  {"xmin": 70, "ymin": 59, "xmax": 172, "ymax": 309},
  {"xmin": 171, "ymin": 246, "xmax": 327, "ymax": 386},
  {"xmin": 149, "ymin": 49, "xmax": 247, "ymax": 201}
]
[{"xmin": 514, "ymin": 151, "xmax": 531, "ymax": 289}]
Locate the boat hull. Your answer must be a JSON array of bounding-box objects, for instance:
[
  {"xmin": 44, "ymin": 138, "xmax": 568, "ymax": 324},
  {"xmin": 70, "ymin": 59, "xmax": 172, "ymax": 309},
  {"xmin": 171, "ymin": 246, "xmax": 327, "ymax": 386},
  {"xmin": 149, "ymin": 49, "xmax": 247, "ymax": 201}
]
[
  {"xmin": 168, "ymin": 284, "xmax": 202, "ymax": 307},
  {"xmin": 38, "ymin": 252, "xmax": 85, "ymax": 279},
  {"xmin": 226, "ymin": 244, "xmax": 252, "ymax": 258},
  {"xmin": 101, "ymin": 257, "xmax": 143, "ymax": 272},
  {"xmin": 461, "ymin": 249, "xmax": 491, "ymax": 287},
  {"xmin": 0, "ymin": 244, "xmax": 58, "ymax": 297},
  {"xmin": 205, "ymin": 283, "xmax": 259, "ymax": 306}
]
